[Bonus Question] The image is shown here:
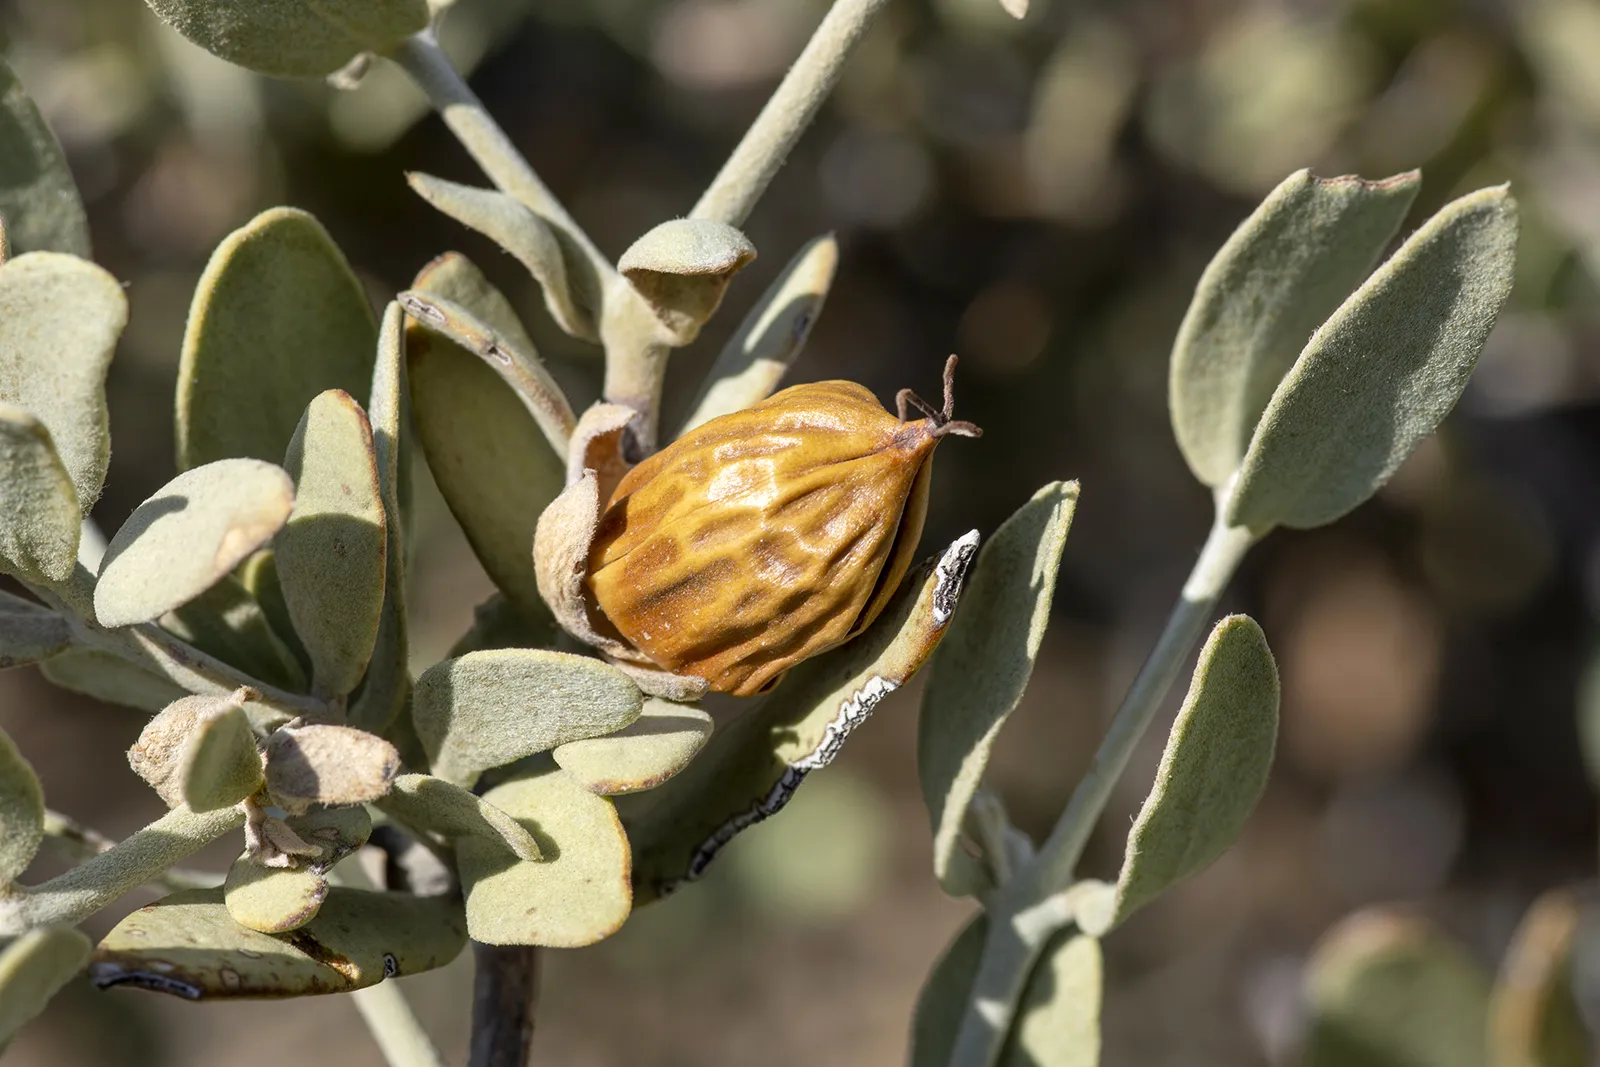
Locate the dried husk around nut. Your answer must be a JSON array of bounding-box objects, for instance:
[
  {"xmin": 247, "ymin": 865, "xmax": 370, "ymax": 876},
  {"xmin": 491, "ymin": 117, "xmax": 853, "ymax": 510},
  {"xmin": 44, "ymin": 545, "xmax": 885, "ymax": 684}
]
[{"xmin": 585, "ymin": 361, "xmax": 977, "ymax": 696}]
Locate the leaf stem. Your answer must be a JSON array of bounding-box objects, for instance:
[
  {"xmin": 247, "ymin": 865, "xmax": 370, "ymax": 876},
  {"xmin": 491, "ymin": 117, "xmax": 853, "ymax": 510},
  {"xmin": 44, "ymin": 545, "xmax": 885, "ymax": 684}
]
[
  {"xmin": 468, "ymin": 943, "xmax": 541, "ymax": 1067},
  {"xmin": 0, "ymin": 804, "xmax": 243, "ymax": 935},
  {"xmin": 352, "ymin": 982, "xmax": 449, "ymax": 1067},
  {"xmin": 390, "ymin": 31, "xmax": 612, "ymax": 288},
  {"xmin": 690, "ymin": 0, "xmax": 892, "ymax": 226},
  {"xmin": 41, "ymin": 809, "xmax": 221, "ymax": 891},
  {"xmin": 943, "ymin": 508, "xmax": 1256, "ymax": 1067}
]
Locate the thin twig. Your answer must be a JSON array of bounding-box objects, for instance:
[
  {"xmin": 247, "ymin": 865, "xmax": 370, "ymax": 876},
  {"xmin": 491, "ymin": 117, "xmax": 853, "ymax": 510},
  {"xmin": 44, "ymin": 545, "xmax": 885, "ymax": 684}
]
[
  {"xmin": 469, "ymin": 944, "xmax": 541, "ymax": 1067},
  {"xmin": 691, "ymin": 0, "xmax": 893, "ymax": 226},
  {"xmin": 41, "ymin": 809, "xmax": 221, "ymax": 891}
]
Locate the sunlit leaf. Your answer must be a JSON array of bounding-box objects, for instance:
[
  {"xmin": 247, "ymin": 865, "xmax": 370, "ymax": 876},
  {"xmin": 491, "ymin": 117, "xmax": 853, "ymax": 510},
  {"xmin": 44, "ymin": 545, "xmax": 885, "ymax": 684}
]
[
  {"xmin": 0, "ymin": 56, "xmax": 89, "ymax": 256},
  {"xmin": 144, "ymin": 0, "xmax": 429, "ymax": 78},
  {"xmin": 553, "ymin": 698, "xmax": 713, "ymax": 795},
  {"xmin": 0, "ymin": 927, "xmax": 91, "ymax": 1046},
  {"xmin": 0, "ymin": 723, "xmax": 44, "ymax": 883}
]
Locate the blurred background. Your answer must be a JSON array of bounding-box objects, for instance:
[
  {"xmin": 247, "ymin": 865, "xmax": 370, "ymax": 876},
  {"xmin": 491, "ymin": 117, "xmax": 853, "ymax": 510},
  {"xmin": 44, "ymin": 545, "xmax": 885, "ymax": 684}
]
[{"xmin": 3, "ymin": 0, "xmax": 1600, "ymax": 1062}]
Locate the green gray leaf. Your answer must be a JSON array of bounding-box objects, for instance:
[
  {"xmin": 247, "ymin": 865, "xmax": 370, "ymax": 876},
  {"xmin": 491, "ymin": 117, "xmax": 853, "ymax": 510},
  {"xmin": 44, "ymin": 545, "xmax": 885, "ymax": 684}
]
[
  {"xmin": 40, "ymin": 650, "xmax": 188, "ymax": 713},
  {"xmin": 90, "ymin": 885, "xmax": 466, "ymax": 997},
  {"xmin": 1096, "ymin": 614, "xmax": 1278, "ymax": 929},
  {"xmin": 1227, "ymin": 186, "xmax": 1519, "ymax": 531},
  {"xmin": 180, "ymin": 700, "xmax": 263, "ymax": 812},
  {"xmin": 162, "ymin": 575, "xmax": 308, "ymax": 692},
  {"xmin": 0, "ymin": 56, "xmax": 89, "ymax": 257},
  {"xmin": 377, "ymin": 773, "xmax": 541, "ymax": 861},
  {"xmin": 406, "ymin": 173, "xmax": 598, "ymax": 340},
  {"xmin": 1304, "ymin": 909, "xmax": 1490, "ymax": 1067},
  {"xmin": 1488, "ymin": 888, "xmax": 1590, "ymax": 1067},
  {"xmin": 278, "ymin": 389, "xmax": 387, "ymax": 699},
  {"xmin": 350, "ymin": 303, "xmax": 410, "ymax": 733},
  {"xmin": 999, "ymin": 930, "xmax": 1103, "ymax": 1067},
  {"xmin": 553, "ymin": 698, "xmax": 714, "ymax": 795},
  {"xmin": 622, "ymin": 531, "xmax": 980, "ymax": 904},
  {"xmin": 177, "ymin": 207, "xmax": 377, "ymax": 471},
  {"xmin": 618, "ymin": 218, "xmax": 756, "ymax": 344},
  {"xmin": 263, "ymin": 723, "xmax": 399, "ymax": 815},
  {"xmin": 911, "ymin": 914, "xmax": 988, "ymax": 1067},
  {"xmin": 408, "ymin": 253, "xmax": 565, "ymax": 619},
  {"xmin": 237, "ymin": 549, "xmax": 312, "ymax": 678},
  {"xmin": 457, "ymin": 759, "xmax": 631, "ymax": 947},
  {"xmin": 0, "ymin": 252, "xmax": 125, "ymax": 506},
  {"xmin": 679, "ymin": 234, "xmax": 838, "ymax": 433},
  {"xmin": 412, "ymin": 648, "xmax": 643, "ymax": 787},
  {"xmin": 0, "ymin": 591, "xmax": 70, "ymax": 669},
  {"xmin": 144, "ymin": 0, "xmax": 429, "ymax": 78},
  {"xmin": 95, "ymin": 459, "xmax": 295, "ymax": 629},
  {"xmin": 0, "ymin": 926, "xmax": 91, "ymax": 1047},
  {"xmin": 223, "ymin": 860, "xmax": 327, "ymax": 934},
  {"xmin": 0, "ymin": 723, "xmax": 44, "ymax": 883},
  {"xmin": 920, "ymin": 482, "xmax": 1077, "ymax": 896},
  {"xmin": 0, "ymin": 403, "xmax": 80, "ymax": 584},
  {"xmin": 1170, "ymin": 169, "xmax": 1420, "ymax": 487}
]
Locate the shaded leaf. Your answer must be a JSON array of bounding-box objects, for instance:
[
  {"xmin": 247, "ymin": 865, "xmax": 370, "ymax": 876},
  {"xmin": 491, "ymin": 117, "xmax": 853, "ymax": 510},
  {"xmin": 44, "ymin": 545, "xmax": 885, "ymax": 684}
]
[
  {"xmin": 144, "ymin": 0, "xmax": 429, "ymax": 78},
  {"xmin": 408, "ymin": 253, "xmax": 565, "ymax": 619},
  {"xmin": 679, "ymin": 234, "xmax": 838, "ymax": 433},
  {"xmin": 40, "ymin": 649, "xmax": 187, "ymax": 713},
  {"xmin": 162, "ymin": 575, "xmax": 307, "ymax": 692},
  {"xmin": 0, "ymin": 591, "xmax": 70, "ymax": 669},
  {"xmin": 910, "ymin": 914, "xmax": 988, "ymax": 1067},
  {"xmin": 622, "ymin": 531, "xmax": 980, "ymax": 903},
  {"xmin": 1227, "ymin": 187, "xmax": 1519, "ymax": 531},
  {"xmin": 412, "ymin": 648, "xmax": 643, "ymax": 787},
  {"xmin": 0, "ymin": 403, "xmax": 79, "ymax": 584},
  {"xmin": 378, "ymin": 772, "xmax": 541, "ymax": 861},
  {"xmin": 0, "ymin": 926, "xmax": 91, "ymax": 1046},
  {"xmin": 618, "ymin": 218, "xmax": 756, "ymax": 343},
  {"xmin": 180, "ymin": 700, "xmax": 263, "ymax": 812},
  {"xmin": 406, "ymin": 173, "xmax": 597, "ymax": 340},
  {"xmin": 448, "ymin": 594, "xmax": 558, "ymax": 659},
  {"xmin": 237, "ymin": 549, "xmax": 312, "ymax": 678},
  {"xmin": 457, "ymin": 759, "xmax": 631, "ymax": 947},
  {"xmin": 553, "ymin": 698, "xmax": 714, "ymax": 795},
  {"xmin": 1304, "ymin": 909, "xmax": 1490, "ymax": 1067},
  {"xmin": 350, "ymin": 303, "xmax": 410, "ymax": 733},
  {"xmin": 1489, "ymin": 888, "xmax": 1590, "ymax": 1067},
  {"xmin": 177, "ymin": 207, "xmax": 377, "ymax": 471},
  {"xmin": 0, "ymin": 723, "xmax": 44, "ymax": 882},
  {"xmin": 127, "ymin": 688, "xmax": 256, "ymax": 809},
  {"xmin": 1170, "ymin": 169, "xmax": 1420, "ymax": 487},
  {"xmin": 0, "ymin": 252, "xmax": 124, "ymax": 506},
  {"xmin": 1096, "ymin": 615, "xmax": 1278, "ymax": 930},
  {"xmin": 90, "ymin": 885, "xmax": 466, "ymax": 997},
  {"xmin": 920, "ymin": 482, "xmax": 1077, "ymax": 896},
  {"xmin": 278, "ymin": 389, "xmax": 387, "ymax": 698},
  {"xmin": 95, "ymin": 459, "xmax": 294, "ymax": 628},
  {"xmin": 223, "ymin": 860, "xmax": 327, "ymax": 933},
  {"xmin": 999, "ymin": 930, "xmax": 1103, "ymax": 1067},
  {"xmin": 263, "ymin": 723, "xmax": 399, "ymax": 815},
  {"xmin": 0, "ymin": 56, "xmax": 89, "ymax": 256}
]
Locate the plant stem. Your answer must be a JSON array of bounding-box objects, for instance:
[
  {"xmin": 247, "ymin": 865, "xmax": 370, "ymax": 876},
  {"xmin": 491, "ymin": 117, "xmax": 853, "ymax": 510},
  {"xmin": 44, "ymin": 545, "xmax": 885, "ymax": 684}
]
[
  {"xmin": 391, "ymin": 31, "xmax": 613, "ymax": 291},
  {"xmin": 943, "ymin": 510, "xmax": 1256, "ymax": 1067},
  {"xmin": 0, "ymin": 805, "xmax": 243, "ymax": 935},
  {"xmin": 352, "ymin": 982, "xmax": 449, "ymax": 1067},
  {"xmin": 469, "ymin": 944, "xmax": 541, "ymax": 1067},
  {"xmin": 691, "ymin": 0, "xmax": 892, "ymax": 226},
  {"xmin": 41, "ymin": 809, "xmax": 220, "ymax": 891}
]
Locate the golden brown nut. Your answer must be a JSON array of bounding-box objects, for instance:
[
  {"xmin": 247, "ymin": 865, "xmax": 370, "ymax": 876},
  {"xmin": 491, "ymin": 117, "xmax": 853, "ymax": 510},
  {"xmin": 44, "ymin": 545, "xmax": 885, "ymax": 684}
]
[{"xmin": 586, "ymin": 356, "xmax": 979, "ymax": 696}]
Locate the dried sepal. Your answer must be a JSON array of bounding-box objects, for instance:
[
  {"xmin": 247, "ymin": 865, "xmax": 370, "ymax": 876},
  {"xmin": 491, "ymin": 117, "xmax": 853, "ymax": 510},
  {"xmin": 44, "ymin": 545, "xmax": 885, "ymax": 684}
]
[
  {"xmin": 262, "ymin": 722, "xmax": 400, "ymax": 815},
  {"xmin": 533, "ymin": 471, "xmax": 643, "ymax": 665}
]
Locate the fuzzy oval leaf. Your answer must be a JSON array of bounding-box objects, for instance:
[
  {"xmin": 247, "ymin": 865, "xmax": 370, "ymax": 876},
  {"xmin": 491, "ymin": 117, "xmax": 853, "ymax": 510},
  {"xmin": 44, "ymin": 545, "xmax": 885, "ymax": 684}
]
[
  {"xmin": 144, "ymin": 0, "xmax": 429, "ymax": 78},
  {"xmin": 1304, "ymin": 909, "xmax": 1490, "ymax": 1067},
  {"xmin": 1227, "ymin": 186, "xmax": 1519, "ymax": 531},
  {"xmin": 0, "ymin": 253, "xmax": 124, "ymax": 506},
  {"xmin": 1171, "ymin": 170, "xmax": 1420, "ymax": 487},
  {"xmin": 177, "ymin": 208, "xmax": 377, "ymax": 470},
  {"xmin": 0, "ymin": 926, "xmax": 91, "ymax": 1046},
  {"xmin": 457, "ymin": 760, "xmax": 631, "ymax": 947},
  {"xmin": 1104, "ymin": 614, "xmax": 1278, "ymax": 928},
  {"xmin": 223, "ymin": 859, "xmax": 327, "ymax": 933},
  {"xmin": 622, "ymin": 531, "xmax": 980, "ymax": 904},
  {"xmin": 95, "ymin": 459, "xmax": 294, "ymax": 628},
  {"xmin": 553, "ymin": 699, "xmax": 713, "ymax": 795},
  {"xmin": 999, "ymin": 930, "xmax": 1103, "ymax": 1067},
  {"xmin": 406, "ymin": 174, "xmax": 596, "ymax": 340},
  {"xmin": 264, "ymin": 724, "xmax": 399, "ymax": 815},
  {"xmin": 0, "ymin": 57, "xmax": 89, "ymax": 257},
  {"xmin": 0, "ymin": 723, "xmax": 44, "ymax": 882},
  {"xmin": 0, "ymin": 591, "xmax": 71, "ymax": 669},
  {"xmin": 680, "ymin": 234, "xmax": 839, "ymax": 433},
  {"xmin": 408, "ymin": 254, "xmax": 565, "ymax": 619},
  {"xmin": 920, "ymin": 482, "xmax": 1077, "ymax": 896},
  {"xmin": 1489, "ymin": 888, "xmax": 1590, "ymax": 1067},
  {"xmin": 618, "ymin": 218, "xmax": 756, "ymax": 343},
  {"xmin": 90, "ymin": 885, "xmax": 465, "ymax": 997},
  {"xmin": 378, "ymin": 773, "xmax": 540, "ymax": 861},
  {"xmin": 40, "ymin": 649, "xmax": 188, "ymax": 712},
  {"xmin": 163, "ymin": 575, "xmax": 307, "ymax": 692},
  {"xmin": 911, "ymin": 914, "xmax": 989, "ymax": 1067},
  {"xmin": 0, "ymin": 403, "xmax": 80, "ymax": 584},
  {"xmin": 181, "ymin": 701, "xmax": 263, "ymax": 812},
  {"xmin": 278, "ymin": 389, "xmax": 387, "ymax": 698},
  {"xmin": 413, "ymin": 649, "xmax": 643, "ymax": 787},
  {"xmin": 350, "ymin": 303, "xmax": 410, "ymax": 733},
  {"xmin": 128, "ymin": 689, "xmax": 254, "ymax": 808}
]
